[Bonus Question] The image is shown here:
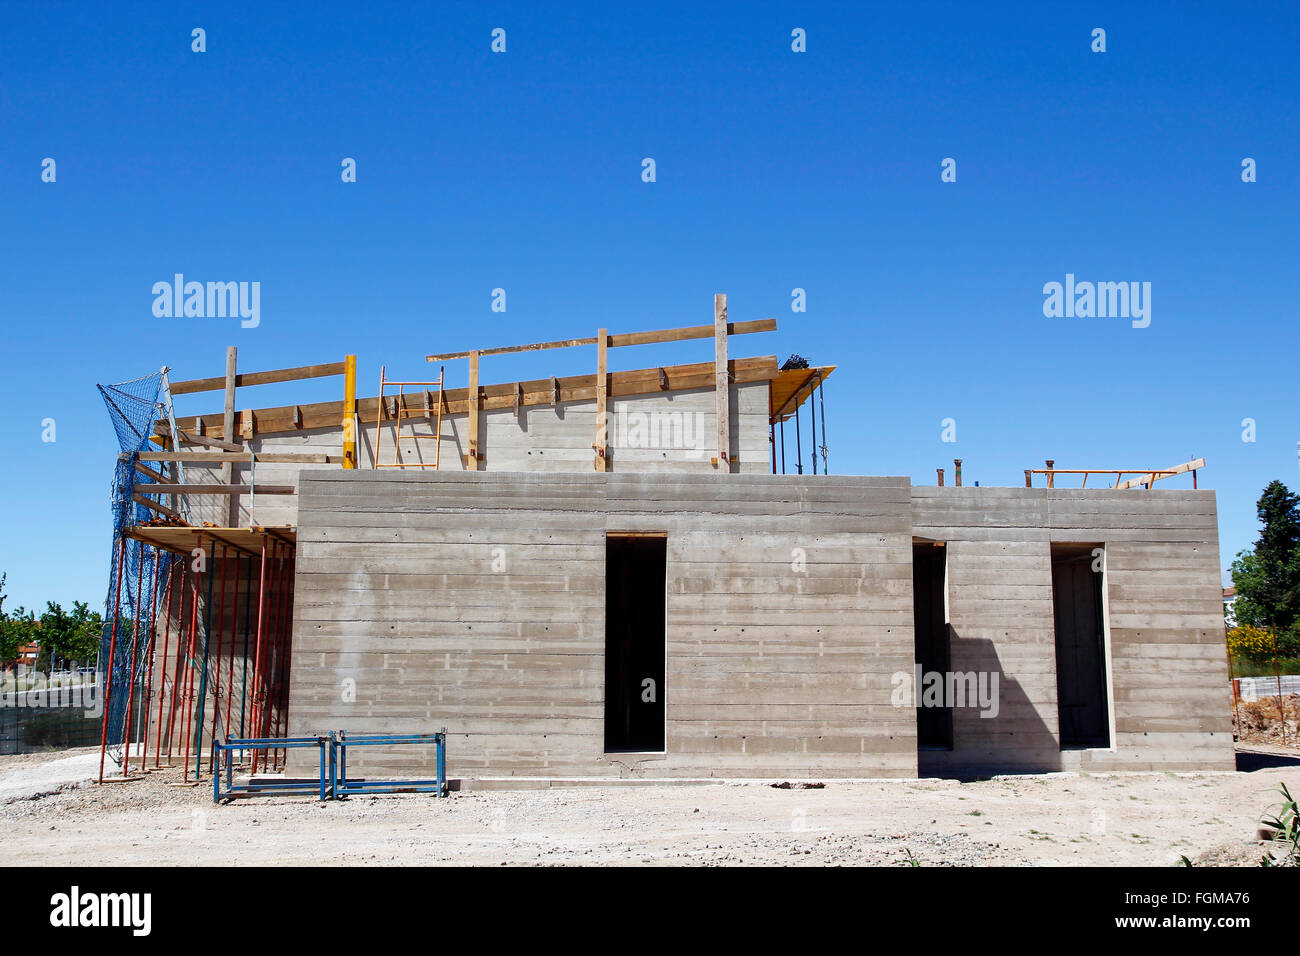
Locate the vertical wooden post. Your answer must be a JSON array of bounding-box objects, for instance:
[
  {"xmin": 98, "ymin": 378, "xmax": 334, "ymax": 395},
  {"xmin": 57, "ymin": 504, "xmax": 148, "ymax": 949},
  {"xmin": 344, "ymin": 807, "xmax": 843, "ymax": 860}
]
[
  {"xmin": 342, "ymin": 354, "xmax": 357, "ymax": 469},
  {"xmin": 222, "ymin": 347, "xmax": 237, "ymax": 524},
  {"xmin": 1045, "ymin": 459, "xmax": 1055, "ymax": 489},
  {"xmin": 466, "ymin": 351, "xmax": 480, "ymax": 470},
  {"xmin": 714, "ymin": 294, "xmax": 730, "ymax": 471},
  {"xmin": 594, "ymin": 329, "xmax": 608, "ymax": 471}
]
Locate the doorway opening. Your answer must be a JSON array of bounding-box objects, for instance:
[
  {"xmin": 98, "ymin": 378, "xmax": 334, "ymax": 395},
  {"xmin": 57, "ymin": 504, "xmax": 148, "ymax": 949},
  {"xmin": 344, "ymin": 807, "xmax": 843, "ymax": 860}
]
[
  {"xmin": 913, "ymin": 540, "xmax": 953, "ymax": 750},
  {"xmin": 1051, "ymin": 543, "xmax": 1111, "ymax": 749},
  {"xmin": 604, "ymin": 534, "xmax": 667, "ymax": 753}
]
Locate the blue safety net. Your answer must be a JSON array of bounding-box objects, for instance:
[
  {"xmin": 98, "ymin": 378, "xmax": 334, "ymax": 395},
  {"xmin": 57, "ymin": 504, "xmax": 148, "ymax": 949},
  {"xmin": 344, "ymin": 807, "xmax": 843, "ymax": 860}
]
[{"xmin": 97, "ymin": 371, "xmax": 180, "ymax": 771}]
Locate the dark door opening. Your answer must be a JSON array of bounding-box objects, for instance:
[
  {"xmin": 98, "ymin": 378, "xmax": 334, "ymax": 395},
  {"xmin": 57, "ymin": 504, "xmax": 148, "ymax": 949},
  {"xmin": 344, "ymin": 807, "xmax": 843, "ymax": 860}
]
[
  {"xmin": 1051, "ymin": 543, "xmax": 1110, "ymax": 748},
  {"xmin": 605, "ymin": 534, "xmax": 666, "ymax": 753},
  {"xmin": 913, "ymin": 542, "xmax": 952, "ymax": 750}
]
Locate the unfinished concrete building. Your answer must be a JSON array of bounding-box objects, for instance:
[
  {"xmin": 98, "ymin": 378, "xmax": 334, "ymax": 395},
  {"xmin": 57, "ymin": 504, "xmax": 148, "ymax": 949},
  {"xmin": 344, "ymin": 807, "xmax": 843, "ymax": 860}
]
[{"xmin": 99, "ymin": 295, "xmax": 1233, "ymax": 786}]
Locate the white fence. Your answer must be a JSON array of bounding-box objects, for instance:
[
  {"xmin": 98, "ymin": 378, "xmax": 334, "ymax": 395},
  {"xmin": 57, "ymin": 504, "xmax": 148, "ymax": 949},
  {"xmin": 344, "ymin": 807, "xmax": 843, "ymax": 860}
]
[{"xmin": 1236, "ymin": 674, "xmax": 1300, "ymax": 701}]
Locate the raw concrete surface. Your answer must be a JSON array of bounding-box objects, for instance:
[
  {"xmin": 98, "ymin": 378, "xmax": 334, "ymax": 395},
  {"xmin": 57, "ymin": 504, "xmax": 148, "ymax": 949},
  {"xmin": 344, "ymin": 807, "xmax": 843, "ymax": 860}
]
[{"xmin": 1, "ymin": 746, "xmax": 1297, "ymax": 866}]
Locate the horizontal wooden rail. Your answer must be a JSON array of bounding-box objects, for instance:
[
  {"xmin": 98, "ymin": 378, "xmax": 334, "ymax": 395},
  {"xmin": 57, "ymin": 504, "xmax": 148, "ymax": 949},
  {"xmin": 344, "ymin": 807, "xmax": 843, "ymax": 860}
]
[
  {"xmin": 165, "ymin": 356, "xmax": 779, "ymax": 440},
  {"xmin": 170, "ymin": 361, "xmax": 347, "ymax": 395},
  {"xmin": 139, "ymin": 451, "xmax": 335, "ymax": 464},
  {"xmin": 134, "ymin": 483, "xmax": 295, "ymax": 495},
  {"xmin": 425, "ymin": 318, "xmax": 776, "ymax": 362}
]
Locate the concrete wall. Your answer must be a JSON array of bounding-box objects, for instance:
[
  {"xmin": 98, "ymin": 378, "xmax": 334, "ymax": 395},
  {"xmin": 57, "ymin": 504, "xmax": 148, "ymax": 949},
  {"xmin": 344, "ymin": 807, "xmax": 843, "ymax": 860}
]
[
  {"xmin": 283, "ymin": 476, "xmax": 1233, "ymax": 781},
  {"xmin": 911, "ymin": 487, "xmax": 1233, "ymax": 774},
  {"xmin": 181, "ymin": 382, "xmax": 770, "ymax": 527},
  {"xmin": 286, "ymin": 471, "xmax": 917, "ymax": 780}
]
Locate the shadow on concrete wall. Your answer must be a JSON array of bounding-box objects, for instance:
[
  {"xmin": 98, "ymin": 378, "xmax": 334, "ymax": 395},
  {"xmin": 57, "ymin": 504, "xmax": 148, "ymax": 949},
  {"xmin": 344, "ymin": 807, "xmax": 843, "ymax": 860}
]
[{"xmin": 918, "ymin": 630, "xmax": 1062, "ymax": 780}]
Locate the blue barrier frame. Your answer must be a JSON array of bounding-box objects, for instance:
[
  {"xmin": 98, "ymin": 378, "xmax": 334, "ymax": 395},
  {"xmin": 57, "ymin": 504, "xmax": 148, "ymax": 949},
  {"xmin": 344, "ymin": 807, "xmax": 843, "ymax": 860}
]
[
  {"xmin": 330, "ymin": 730, "xmax": 448, "ymax": 798},
  {"xmin": 212, "ymin": 735, "xmax": 330, "ymax": 803}
]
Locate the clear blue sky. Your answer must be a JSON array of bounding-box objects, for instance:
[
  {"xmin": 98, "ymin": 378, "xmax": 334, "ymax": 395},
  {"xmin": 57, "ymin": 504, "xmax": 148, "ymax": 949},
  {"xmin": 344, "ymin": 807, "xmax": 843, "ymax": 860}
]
[{"xmin": 1, "ymin": 2, "xmax": 1297, "ymax": 611}]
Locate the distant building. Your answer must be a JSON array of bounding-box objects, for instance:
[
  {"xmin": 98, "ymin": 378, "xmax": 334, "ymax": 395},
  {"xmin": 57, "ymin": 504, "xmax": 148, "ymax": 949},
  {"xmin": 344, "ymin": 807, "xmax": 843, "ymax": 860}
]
[{"xmin": 1223, "ymin": 587, "xmax": 1237, "ymax": 627}]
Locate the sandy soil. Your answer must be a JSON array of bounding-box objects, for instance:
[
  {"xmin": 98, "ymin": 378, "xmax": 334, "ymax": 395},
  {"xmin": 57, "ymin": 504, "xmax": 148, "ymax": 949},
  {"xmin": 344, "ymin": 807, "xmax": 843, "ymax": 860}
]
[
  {"xmin": 1, "ymin": 746, "xmax": 1297, "ymax": 866},
  {"xmin": 1233, "ymin": 693, "xmax": 1300, "ymax": 748}
]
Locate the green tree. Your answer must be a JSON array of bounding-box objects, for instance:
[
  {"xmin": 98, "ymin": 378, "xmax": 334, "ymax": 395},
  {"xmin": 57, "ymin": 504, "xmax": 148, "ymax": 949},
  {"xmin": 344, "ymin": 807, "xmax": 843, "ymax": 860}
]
[
  {"xmin": 0, "ymin": 573, "xmax": 41, "ymax": 689},
  {"xmin": 1230, "ymin": 480, "xmax": 1300, "ymax": 635},
  {"xmin": 36, "ymin": 601, "xmax": 106, "ymax": 671}
]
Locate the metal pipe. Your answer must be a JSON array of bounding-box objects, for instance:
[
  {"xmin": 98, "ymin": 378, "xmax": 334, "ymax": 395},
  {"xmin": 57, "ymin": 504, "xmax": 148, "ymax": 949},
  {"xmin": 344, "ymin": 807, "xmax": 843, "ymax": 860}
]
[
  {"xmin": 98, "ymin": 537, "xmax": 127, "ymax": 784},
  {"xmin": 181, "ymin": 556, "xmax": 201, "ymax": 782},
  {"xmin": 208, "ymin": 544, "xmax": 228, "ymax": 771},
  {"xmin": 271, "ymin": 542, "xmax": 293, "ymax": 767},
  {"xmin": 250, "ymin": 536, "xmax": 270, "ymax": 775},
  {"xmin": 140, "ymin": 554, "xmax": 164, "ymax": 772},
  {"xmin": 794, "ymin": 403, "xmax": 803, "ymax": 475},
  {"xmin": 809, "ymin": 383, "xmax": 818, "ymax": 475},
  {"xmin": 240, "ymin": 552, "xmax": 253, "ymax": 740},
  {"xmin": 193, "ymin": 538, "xmax": 216, "ymax": 779},
  {"xmin": 817, "ymin": 373, "xmax": 828, "ymax": 475},
  {"xmin": 224, "ymin": 552, "xmax": 240, "ymax": 750},
  {"xmin": 121, "ymin": 549, "xmax": 146, "ymax": 775},
  {"xmin": 166, "ymin": 562, "xmax": 189, "ymax": 765},
  {"xmin": 154, "ymin": 564, "xmax": 176, "ymax": 768}
]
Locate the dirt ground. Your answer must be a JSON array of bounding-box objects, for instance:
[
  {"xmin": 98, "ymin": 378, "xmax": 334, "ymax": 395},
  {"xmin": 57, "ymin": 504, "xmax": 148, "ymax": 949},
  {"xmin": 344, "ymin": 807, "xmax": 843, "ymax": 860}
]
[
  {"xmin": 1233, "ymin": 693, "xmax": 1300, "ymax": 748},
  {"xmin": 1, "ymin": 746, "xmax": 1297, "ymax": 866}
]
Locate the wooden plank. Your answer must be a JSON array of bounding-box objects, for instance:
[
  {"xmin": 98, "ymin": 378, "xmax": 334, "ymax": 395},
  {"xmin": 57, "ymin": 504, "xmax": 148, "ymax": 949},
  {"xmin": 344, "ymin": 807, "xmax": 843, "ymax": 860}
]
[
  {"xmin": 222, "ymin": 346, "xmax": 238, "ymax": 524},
  {"xmin": 169, "ymin": 360, "xmax": 348, "ymax": 395},
  {"xmin": 169, "ymin": 357, "xmax": 780, "ymax": 438},
  {"xmin": 133, "ymin": 493, "xmax": 184, "ymax": 519},
  {"xmin": 594, "ymin": 328, "xmax": 608, "ymax": 471},
  {"xmin": 134, "ymin": 483, "xmax": 296, "ymax": 495},
  {"xmin": 466, "ymin": 351, "xmax": 480, "ymax": 470},
  {"xmin": 172, "ymin": 429, "xmax": 243, "ymax": 452},
  {"xmin": 134, "ymin": 462, "xmax": 172, "ymax": 483},
  {"xmin": 1114, "ymin": 458, "xmax": 1207, "ymax": 490},
  {"xmin": 424, "ymin": 318, "xmax": 776, "ymax": 362},
  {"xmin": 139, "ymin": 452, "xmax": 332, "ymax": 464},
  {"xmin": 714, "ymin": 294, "xmax": 729, "ymax": 471},
  {"xmin": 610, "ymin": 318, "xmax": 775, "ymax": 348}
]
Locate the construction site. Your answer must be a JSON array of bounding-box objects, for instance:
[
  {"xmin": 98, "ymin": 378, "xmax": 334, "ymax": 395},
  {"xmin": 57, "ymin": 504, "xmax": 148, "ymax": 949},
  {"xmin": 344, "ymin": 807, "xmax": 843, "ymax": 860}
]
[
  {"xmin": 0, "ymin": 292, "xmax": 1294, "ymax": 871},
  {"xmin": 75, "ymin": 294, "xmax": 1240, "ymax": 796}
]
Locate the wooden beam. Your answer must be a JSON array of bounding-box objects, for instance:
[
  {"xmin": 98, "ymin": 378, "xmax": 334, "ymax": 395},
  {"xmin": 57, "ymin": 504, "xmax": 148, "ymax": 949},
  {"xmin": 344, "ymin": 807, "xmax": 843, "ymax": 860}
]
[
  {"xmin": 169, "ymin": 360, "xmax": 348, "ymax": 395},
  {"xmin": 134, "ymin": 483, "xmax": 295, "ymax": 495},
  {"xmin": 610, "ymin": 318, "xmax": 773, "ymax": 349},
  {"xmin": 134, "ymin": 462, "xmax": 172, "ymax": 483},
  {"xmin": 714, "ymin": 294, "xmax": 730, "ymax": 471},
  {"xmin": 425, "ymin": 318, "xmax": 776, "ymax": 362},
  {"xmin": 222, "ymin": 347, "xmax": 238, "ymax": 525},
  {"xmin": 166, "ymin": 356, "xmax": 781, "ymax": 438},
  {"xmin": 1114, "ymin": 458, "xmax": 1207, "ymax": 490},
  {"xmin": 133, "ymin": 494, "xmax": 184, "ymax": 520},
  {"xmin": 173, "ymin": 429, "xmax": 242, "ymax": 452},
  {"xmin": 594, "ymin": 328, "xmax": 608, "ymax": 471},
  {"xmin": 466, "ymin": 351, "xmax": 480, "ymax": 470},
  {"xmin": 139, "ymin": 452, "xmax": 333, "ymax": 464}
]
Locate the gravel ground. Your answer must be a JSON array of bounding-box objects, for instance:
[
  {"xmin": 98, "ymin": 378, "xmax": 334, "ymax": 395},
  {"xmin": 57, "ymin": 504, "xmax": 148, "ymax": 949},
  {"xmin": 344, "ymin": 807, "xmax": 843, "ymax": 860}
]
[{"xmin": 1, "ymin": 747, "xmax": 1297, "ymax": 866}]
